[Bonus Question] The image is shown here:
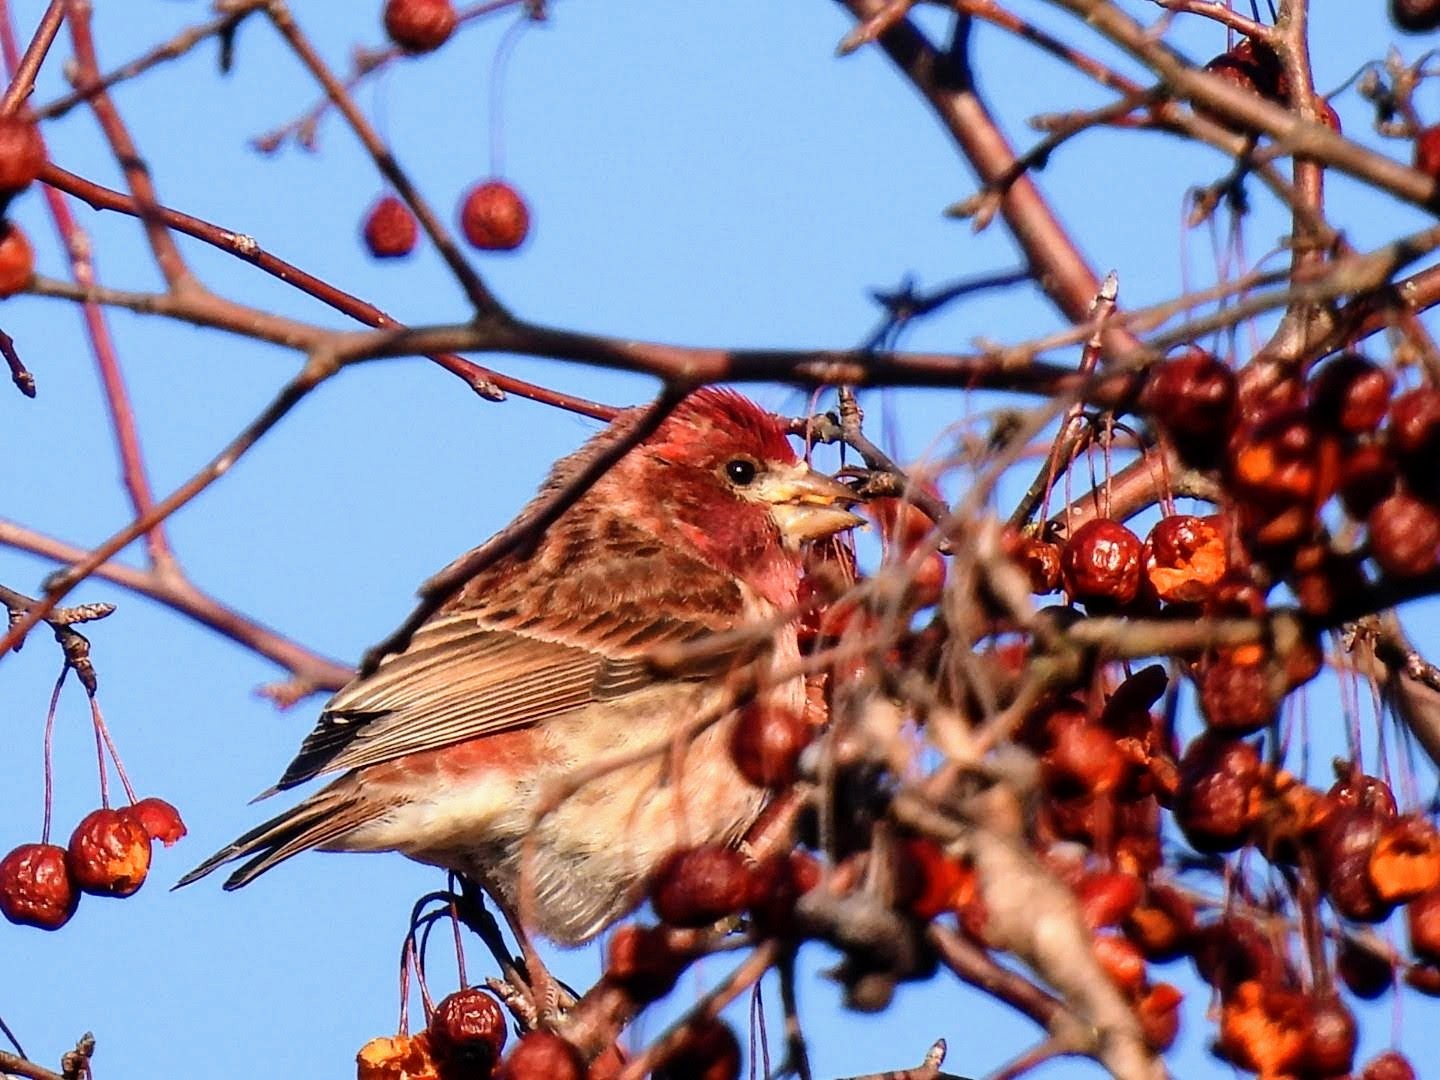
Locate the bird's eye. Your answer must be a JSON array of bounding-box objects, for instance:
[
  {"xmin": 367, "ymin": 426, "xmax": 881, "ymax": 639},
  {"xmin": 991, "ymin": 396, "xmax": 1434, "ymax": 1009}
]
[{"xmin": 725, "ymin": 458, "xmax": 758, "ymax": 486}]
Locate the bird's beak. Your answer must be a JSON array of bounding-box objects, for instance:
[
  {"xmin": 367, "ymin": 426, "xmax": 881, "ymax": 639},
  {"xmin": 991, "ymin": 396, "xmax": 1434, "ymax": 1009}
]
[{"xmin": 754, "ymin": 463, "xmax": 866, "ymax": 545}]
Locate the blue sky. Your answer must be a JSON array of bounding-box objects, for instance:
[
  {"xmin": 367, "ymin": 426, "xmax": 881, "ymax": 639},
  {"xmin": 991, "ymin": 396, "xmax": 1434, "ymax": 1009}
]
[{"xmin": 1, "ymin": 2, "xmax": 1438, "ymax": 1077}]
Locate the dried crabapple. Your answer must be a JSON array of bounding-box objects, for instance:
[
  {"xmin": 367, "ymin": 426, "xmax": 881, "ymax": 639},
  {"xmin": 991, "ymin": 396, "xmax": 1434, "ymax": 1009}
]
[
  {"xmin": 1368, "ymin": 492, "xmax": 1440, "ymax": 578},
  {"xmin": 1408, "ymin": 888, "xmax": 1440, "ymax": 965},
  {"xmin": 729, "ymin": 703, "xmax": 810, "ymax": 789},
  {"xmin": 67, "ymin": 807, "xmax": 151, "ymax": 898},
  {"xmin": 1393, "ymin": 0, "xmax": 1440, "ymax": 31},
  {"xmin": 1317, "ymin": 806, "xmax": 1393, "ymax": 923},
  {"xmin": 1140, "ymin": 347, "xmax": 1236, "ymax": 463},
  {"xmin": 427, "ymin": 986, "xmax": 506, "ymax": 1071},
  {"xmin": 1061, "ymin": 518, "xmax": 1143, "ymax": 607},
  {"xmin": 0, "ymin": 116, "xmax": 43, "ymax": 195},
  {"xmin": 650, "ymin": 845, "xmax": 753, "ymax": 928},
  {"xmin": 1369, "ymin": 814, "xmax": 1440, "ymax": 904},
  {"xmin": 0, "ymin": 220, "xmax": 33, "ymax": 297},
  {"xmin": 1308, "ymin": 353, "xmax": 1393, "ymax": 435},
  {"xmin": 383, "ymin": 0, "xmax": 457, "ymax": 53},
  {"xmin": 653, "ymin": 1017, "xmax": 741, "ymax": 1080},
  {"xmin": 362, "ymin": 195, "xmax": 419, "ymax": 259},
  {"xmin": 1142, "ymin": 515, "xmax": 1227, "ymax": 604},
  {"xmin": 1173, "ymin": 735, "xmax": 1262, "ymax": 853},
  {"xmin": 605, "ymin": 923, "xmax": 684, "ymax": 1002},
  {"xmin": 459, "ymin": 180, "xmax": 530, "ymax": 251},
  {"xmin": 1014, "ymin": 535, "xmax": 1062, "ymax": 594},
  {"xmin": 356, "ymin": 1032, "xmax": 438, "ymax": 1080},
  {"xmin": 0, "ymin": 842, "xmax": 78, "ymax": 930},
  {"xmin": 1337, "ymin": 935, "xmax": 1394, "ymax": 1000},
  {"xmin": 125, "ymin": 796, "xmax": 187, "ymax": 847},
  {"xmin": 1416, "ymin": 125, "xmax": 1440, "ymax": 181},
  {"xmin": 495, "ymin": 1031, "xmax": 583, "ymax": 1080},
  {"xmin": 1362, "ymin": 1050, "xmax": 1419, "ymax": 1080}
]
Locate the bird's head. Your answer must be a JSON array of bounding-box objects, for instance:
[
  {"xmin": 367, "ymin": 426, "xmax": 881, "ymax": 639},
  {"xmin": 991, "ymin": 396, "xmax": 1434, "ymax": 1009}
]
[{"xmin": 614, "ymin": 388, "xmax": 863, "ymax": 603}]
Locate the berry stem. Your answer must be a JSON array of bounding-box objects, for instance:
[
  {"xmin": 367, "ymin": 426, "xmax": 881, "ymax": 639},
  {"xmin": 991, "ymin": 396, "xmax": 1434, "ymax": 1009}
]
[
  {"xmin": 88, "ymin": 693, "xmax": 138, "ymax": 805},
  {"xmin": 487, "ymin": 14, "xmax": 529, "ymax": 177},
  {"xmin": 40, "ymin": 664, "xmax": 68, "ymax": 846}
]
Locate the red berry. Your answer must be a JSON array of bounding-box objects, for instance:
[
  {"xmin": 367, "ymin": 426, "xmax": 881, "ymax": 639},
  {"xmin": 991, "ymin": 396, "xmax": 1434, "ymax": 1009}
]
[
  {"xmin": 1308, "ymin": 353, "xmax": 1393, "ymax": 435},
  {"xmin": 1173, "ymin": 735, "xmax": 1261, "ymax": 853},
  {"xmin": 650, "ymin": 845, "xmax": 753, "ymax": 928},
  {"xmin": 362, "ymin": 195, "xmax": 418, "ymax": 259},
  {"xmin": 1389, "ymin": 386, "xmax": 1440, "ymax": 460},
  {"xmin": 1362, "ymin": 1050, "xmax": 1418, "ymax": 1080},
  {"xmin": 495, "ymin": 1031, "xmax": 583, "ymax": 1080},
  {"xmin": 0, "ymin": 220, "xmax": 33, "ymax": 297},
  {"xmin": 1368, "ymin": 492, "xmax": 1440, "ymax": 578},
  {"xmin": 653, "ymin": 1017, "xmax": 740, "ymax": 1080},
  {"xmin": 729, "ymin": 703, "xmax": 810, "ymax": 788},
  {"xmin": 66, "ymin": 807, "xmax": 152, "ymax": 897},
  {"xmin": 1014, "ymin": 535, "xmax": 1062, "ymax": 594},
  {"xmin": 1416, "ymin": 125, "xmax": 1440, "ymax": 180},
  {"xmin": 383, "ymin": 0, "xmax": 457, "ymax": 53},
  {"xmin": 428, "ymin": 987, "xmax": 506, "ymax": 1071},
  {"xmin": 605, "ymin": 923, "xmax": 684, "ymax": 1002},
  {"xmin": 125, "ymin": 797, "xmax": 186, "ymax": 847},
  {"xmin": 1336, "ymin": 935, "xmax": 1393, "ymax": 999},
  {"xmin": 1393, "ymin": 0, "xmax": 1440, "ymax": 31},
  {"xmin": 0, "ymin": 116, "xmax": 43, "ymax": 195},
  {"xmin": 1408, "ymin": 889, "xmax": 1440, "ymax": 965},
  {"xmin": 1061, "ymin": 518, "xmax": 1143, "ymax": 607},
  {"xmin": 1141, "ymin": 347, "xmax": 1236, "ymax": 464},
  {"xmin": 1143, "ymin": 514, "xmax": 1228, "ymax": 604},
  {"xmin": 1197, "ymin": 658, "xmax": 1280, "ymax": 736},
  {"xmin": 0, "ymin": 843, "xmax": 78, "ymax": 929},
  {"xmin": 460, "ymin": 180, "xmax": 530, "ymax": 251},
  {"xmin": 1317, "ymin": 806, "xmax": 1393, "ymax": 923}
]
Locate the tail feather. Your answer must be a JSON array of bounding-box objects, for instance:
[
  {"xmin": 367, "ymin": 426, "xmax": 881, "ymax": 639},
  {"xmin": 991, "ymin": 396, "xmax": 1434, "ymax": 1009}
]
[{"xmin": 175, "ymin": 782, "xmax": 384, "ymax": 891}]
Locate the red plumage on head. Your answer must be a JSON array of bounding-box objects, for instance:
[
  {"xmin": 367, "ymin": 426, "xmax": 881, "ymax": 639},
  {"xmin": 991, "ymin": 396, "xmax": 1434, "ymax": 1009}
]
[{"xmin": 646, "ymin": 387, "xmax": 797, "ymax": 470}]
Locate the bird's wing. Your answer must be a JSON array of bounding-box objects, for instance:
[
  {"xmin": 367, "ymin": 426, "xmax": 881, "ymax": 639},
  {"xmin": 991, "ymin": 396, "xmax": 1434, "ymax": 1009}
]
[{"xmin": 271, "ymin": 526, "xmax": 752, "ymax": 792}]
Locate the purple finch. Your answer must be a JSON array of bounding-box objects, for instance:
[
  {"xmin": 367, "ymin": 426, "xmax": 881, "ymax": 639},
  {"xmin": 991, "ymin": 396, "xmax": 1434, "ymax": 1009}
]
[{"xmin": 181, "ymin": 388, "xmax": 861, "ymax": 943}]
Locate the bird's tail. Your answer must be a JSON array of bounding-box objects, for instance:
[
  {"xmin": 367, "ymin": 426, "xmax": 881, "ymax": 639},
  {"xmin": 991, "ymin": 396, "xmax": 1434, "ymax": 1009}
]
[{"xmin": 175, "ymin": 779, "xmax": 383, "ymax": 891}]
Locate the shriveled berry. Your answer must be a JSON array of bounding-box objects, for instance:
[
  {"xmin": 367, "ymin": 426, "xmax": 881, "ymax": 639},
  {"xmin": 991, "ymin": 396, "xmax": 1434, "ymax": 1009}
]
[
  {"xmin": 1125, "ymin": 883, "xmax": 1195, "ymax": 963},
  {"xmin": 653, "ymin": 1017, "xmax": 740, "ymax": 1080},
  {"xmin": 1300, "ymin": 996, "xmax": 1356, "ymax": 1076},
  {"xmin": 1197, "ymin": 658, "xmax": 1280, "ymax": 736},
  {"xmin": 0, "ymin": 116, "xmax": 44, "ymax": 195},
  {"xmin": 1416, "ymin": 125, "xmax": 1440, "ymax": 180},
  {"xmin": 1075, "ymin": 871, "xmax": 1141, "ymax": 930},
  {"xmin": 1014, "ymin": 536, "xmax": 1062, "ymax": 594},
  {"xmin": 383, "ymin": 0, "xmax": 457, "ymax": 53},
  {"xmin": 1191, "ymin": 917, "xmax": 1287, "ymax": 993},
  {"xmin": 729, "ymin": 703, "xmax": 810, "ymax": 788},
  {"xmin": 1309, "ymin": 353, "xmax": 1393, "ymax": 435},
  {"xmin": 1408, "ymin": 888, "xmax": 1440, "ymax": 965},
  {"xmin": 1406, "ymin": 960, "xmax": 1440, "ymax": 996},
  {"xmin": 1142, "ymin": 515, "xmax": 1227, "ymax": 604},
  {"xmin": 1061, "ymin": 518, "xmax": 1143, "ymax": 607},
  {"xmin": 1137, "ymin": 982, "xmax": 1182, "ymax": 1052},
  {"xmin": 1041, "ymin": 714, "xmax": 1127, "ymax": 798},
  {"xmin": 1339, "ymin": 442, "xmax": 1398, "ymax": 520},
  {"xmin": 1174, "ymin": 735, "xmax": 1261, "ymax": 853},
  {"xmin": 124, "ymin": 796, "xmax": 186, "ymax": 847},
  {"xmin": 460, "ymin": 180, "xmax": 530, "ymax": 251},
  {"xmin": 495, "ymin": 1031, "xmax": 583, "ymax": 1080},
  {"xmin": 0, "ymin": 843, "xmax": 78, "ymax": 930},
  {"xmin": 356, "ymin": 1032, "xmax": 438, "ymax": 1080},
  {"xmin": 67, "ymin": 807, "xmax": 151, "ymax": 897},
  {"xmin": 0, "ymin": 220, "xmax": 33, "ymax": 297},
  {"xmin": 1369, "ymin": 813, "xmax": 1440, "ymax": 903},
  {"xmin": 1393, "ymin": 0, "xmax": 1440, "ymax": 31},
  {"xmin": 1216, "ymin": 980, "xmax": 1309, "ymax": 1076},
  {"xmin": 1389, "ymin": 386, "xmax": 1440, "ymax": 461},
  {"xmin": 1368, "ymin": 492, "xmax": 1440, "ymax": 578},
  {"xmin": 428, "ymin": 986, "xmax": 506, "ymax": 1071},
  {"xmin": 1092, "ymin": 931, "xmax": 1146, "ymax": 997},
  {"xmin": 1330, "ymin": 769, "xmax": 1398, "ymax": 818},
  {"xmin": 1337, "ymin": 935, "xmax": 1393, "ymax": 999},
  {"xmin": 606, "ymin": 923, "xmax": 684, "ymax": 1002},
  {"xmin": 747, "ymin": 850, "xmax": 820, "ymax": 936},
  {"xmin": 650, "ymin": 845, "xmax": 753, "ymax": 928},
  {"xmin": 362, "ymin": 195, "xmax": 419, "ymax": 259},
  {"xmin": 1318, "ymin": 806, "xmax": 1393, "ymax": 923},
  {"xmin": 1362, "ymin": 1050, "xmax": 1418, "ymax": 1080},
  {"xmin": 1141, "ymin": 348, "xmax": 1236, "ymax": 464}
]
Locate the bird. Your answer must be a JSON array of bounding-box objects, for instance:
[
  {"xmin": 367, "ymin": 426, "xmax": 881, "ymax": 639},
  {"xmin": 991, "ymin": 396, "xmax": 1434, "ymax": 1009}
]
[{"xmin": 179, "ymin": 387, "xmax": 863, "ymax": 945}]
